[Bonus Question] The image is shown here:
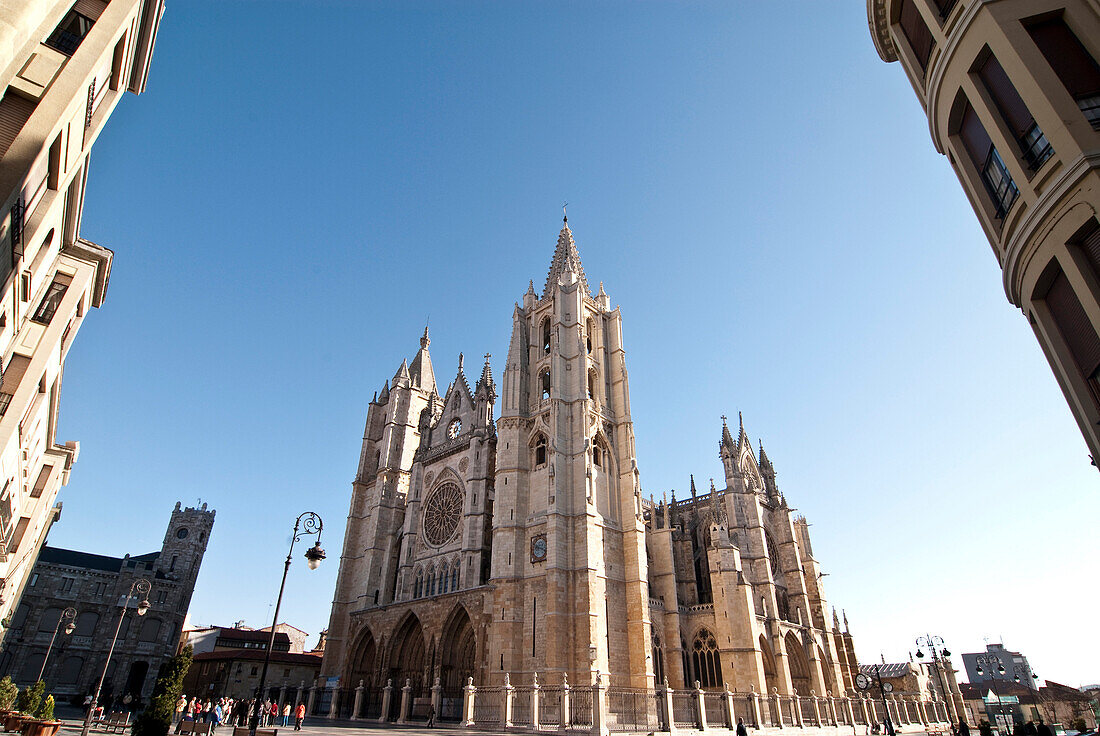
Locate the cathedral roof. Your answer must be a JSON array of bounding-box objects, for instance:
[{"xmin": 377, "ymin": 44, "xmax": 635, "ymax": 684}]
[
  {"xmin": 409, "ymin": 325, "xmax": 436, "ymax": 392},
  {"xmin": 542, "ymin": 217, "xmax": 590, "ymax": 299}
]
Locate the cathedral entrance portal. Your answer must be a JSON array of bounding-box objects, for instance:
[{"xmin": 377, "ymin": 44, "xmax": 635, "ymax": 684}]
[
  {"xmin": 387, "ymin": 615, "xmax": 426, "ymax": 720},
  {"xmin": 439, "ymin": 606, "xmax": 476, "ymax": 721},
  {"xmin": 347, "ymin": 628, "xmax": 382, "ymax": 718},
  {"xmin": 759, "ymin": 635, "xmax": 778, "ymax": 695},
  {"xmin": 785, "ymin": 632, "xmax": 811, "ymax": 696}
]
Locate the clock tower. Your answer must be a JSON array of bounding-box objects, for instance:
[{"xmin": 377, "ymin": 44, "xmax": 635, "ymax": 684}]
[{"xmin": 489, "ymin": 216, "xmax": 653, "ymax": 687}]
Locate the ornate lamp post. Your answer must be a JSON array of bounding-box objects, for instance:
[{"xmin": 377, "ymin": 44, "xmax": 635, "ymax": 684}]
[
  {"xmin": 248, "ymin": 512, "xmax": 325, "ymax": 736},
  {"xmin": 916, "ymin": 634, "xmax": 956, "ymax": 723},
  {"xmin": 37, "ymin": 607, "xmax": 76, "ymax": 682},
  {"xmin": 80, "ymin": 579, "xmax": 151, "ymax": 736}
]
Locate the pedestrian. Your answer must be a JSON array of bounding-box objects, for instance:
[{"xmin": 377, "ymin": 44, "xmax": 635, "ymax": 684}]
[
  {"xmin": 269, "ymin": 701, "xmax": 279, "ymax": 728},
  {"xmin": 294, "ymin": 702, "xmax": 306, "ymax": 731},
  {"xmin": 282, "ymin": 703, "xmax": 291, "ymax": 727},
  {"xmin": 960, "ymin": 720, "xmax": 971, "ymax": 736},
  {"xmin": 175, "ymin": 696, "xmax": 188, "ymax": 725},
  {"xmin": 1037, "ymin": 720, "xmax": 1053, "ymax": 736},
  {"xmin": 427, "ymin": 702, "xmax": 435, "ymax": 728},
  {"xmin": 1025, "ymin": 723, "xmax": 1038, "ymax": 736},
  {"xmin": 737, "ymin": 718, "xmax": 748, "ymax": 736}
]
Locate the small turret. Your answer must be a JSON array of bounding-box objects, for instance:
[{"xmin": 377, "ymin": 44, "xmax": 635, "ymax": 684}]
[
  {"xmin": 474, "ymin": 353, "xmax": 496, "ymax": 428},
  {"xmin": 409, "ymin": 324, "xmax": 436, "ymax": 392},
  {"xmin": 393, "ymin": 359, "xmax": 410, "ymax": 387}
]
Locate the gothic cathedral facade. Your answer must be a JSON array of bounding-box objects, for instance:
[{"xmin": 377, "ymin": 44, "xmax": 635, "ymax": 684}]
[{"xmin": 320, "ymin": 218, "xmax": 860, "ymax": 714}]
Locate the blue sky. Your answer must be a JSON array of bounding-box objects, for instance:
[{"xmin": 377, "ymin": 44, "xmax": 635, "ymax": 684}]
[{"xmin": 50, "ymin": 1, "xmax": 1098, "ymax": 687}]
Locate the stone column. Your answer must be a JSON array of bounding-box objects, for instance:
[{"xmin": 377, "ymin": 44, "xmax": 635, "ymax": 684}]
[
  {"xmin": 431, "ymin": 677, "xmax": 442, "ymax": 723},
  {"xmin": 749, "ymin": 685, "xmax": 762, "ymax": 729},
  {"xmin": 793, "ymin": 695, "xmax": 804, "ymax": 728},
  {"xmin": 278, "ymin": 684, "xmax": 287, "ymax": 708},
  {"xmin": 561, "ymin": 674, "xmax": 571, "ymax": 732},
  {"xmin": 772, "ymin": 689, "xmax": 784, "ymax": 729},
  {"xmin": 396, "ymin": 679, "xmax": 411, "ymax": 724},
  {"xmin": 724, "ymin": 684, "xmax": 736, "ymax": 730},
  {"xmin": 462, "ymin": 677, "xmax": 476, "ymax": 727},
  {"xmin": 295, "ymin": 682, "xmax": 304, "ymax": 709},
  {"xmin": 810, "ymin": 691, "xmax": 821, "ymax": 727},
  {"xmin": 694, "ymin": 681, "xmax": 707, "ymax": 731},
  {"xmin": 593, "ymin": 671, "xmax": 609, "ymax": 736},
  {"xmin": 661, "ymin": 679, "xmax": 676, "ymax": 734},
  {"xmin": 306, "ymin": 686, "xmax": 317, "ymax": 716},
  {"xmin": 531, "ymin": 673, "xmax": 541, "ymax": 730},
  {"xmin": 327, "ymin": 686, "xmax": 339, "ymax": 720},
  {"xmin": 351, "ymin": 680, "xmax": 364, "ymax": 721},
  {"xmin": 378, "ymin": 680, "xmax": 392, "ymax": 723},
  {"xmin": 503, "ymin": 673, "xmax": 514, "ymax": 729}
]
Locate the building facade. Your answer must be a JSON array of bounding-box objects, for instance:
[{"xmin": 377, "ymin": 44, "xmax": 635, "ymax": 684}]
[
  {"xmin": 0, "ymin": 0, "xmax": 166, "ymax": 636},
  {"xmin": 866, "ymin": 0, "xmax": 1100, "ymax": 463},
  {"xmin": 962, "ymin": 643, "xmax": 1037, "ymax": 691},
  {"xmin": 0, "ymin": 503, "xmax": 213, "ymax": 705},
  {"xmin": 320, "ymin": 220, "xmax": 871, "ymax": 722}
]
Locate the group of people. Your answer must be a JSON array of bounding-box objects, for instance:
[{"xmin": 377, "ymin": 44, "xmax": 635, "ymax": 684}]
[{"xmin": 173, "ymin": 696, "xmax": 308, "ymax": 732}]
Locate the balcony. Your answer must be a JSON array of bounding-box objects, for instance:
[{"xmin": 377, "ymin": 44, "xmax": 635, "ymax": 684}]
[
  {"xmin": 982, "ymin": 148, "xmax": 1019, "ymax": 219},
  {"xmin": 1020, "ymin": 123, "xmax": 1053, "ymax": 171},
  {"xmin": 1079, "ymin": 94, "xmax": 1100, "ymax": 130}
]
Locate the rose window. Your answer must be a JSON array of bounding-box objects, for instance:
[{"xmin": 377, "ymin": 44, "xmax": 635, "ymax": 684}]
[{"xmin": 423, "ymin": 482, "xmax": 463, "ymax": 546}]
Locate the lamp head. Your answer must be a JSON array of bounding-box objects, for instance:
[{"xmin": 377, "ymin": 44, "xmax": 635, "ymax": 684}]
[
  {"xmin": 942, "ymin": 649, "xmax": 951, "ymax": 657},
  {"xmin": 137, "ymin": 599, "xmax": 150, "ymax": 616},
  {"xmin": 916, "ymin": 649, "xmax": 925, "ymax": 659},
  {"xmin": 976, "ymin": 664, "xmax": 984, "ymax": 675},
  {"xmin": 64, "ymin": 623, "xmax": 75, "ymax": 635},
  {"xmin": 998, "ymin": 664, "xmax": 1005, "ymax": 676},
  {"xmin": 1014, "ymin": 676, "xmax": 1020, "ymax": 683},
  {"xmin": 304, "ymin": 542, "xmax": 326, "ymax": 570}
]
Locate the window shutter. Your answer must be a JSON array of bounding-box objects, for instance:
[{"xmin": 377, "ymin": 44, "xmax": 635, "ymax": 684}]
[
  {"xmin": 959, "ymin": 103, "xmax": 992, "ymax": 167},
  {"xmin": 978, "ymin": 53, "xmax": 1035, "ymax": 139},
  {"xmin": 0, "ymin": 92, "xmax": 36, "ymax": 158},
  {"xmin": 1027, "ymin": 18, "xmax": 1100, "ymax": 98},
  {"xmin": 898, "ymin": 0, "xmax": 934, "ymax": 71},
  {"xmin": 1046, "ymin": 270, "xmax": 1100, "ymax": 380},
  {"xmin": 1077, "ymin": 221, "xmax": 1100, "ymax": 277}
]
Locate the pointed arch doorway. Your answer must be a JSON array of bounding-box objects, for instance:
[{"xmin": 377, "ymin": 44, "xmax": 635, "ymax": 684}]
[
  {"xmin": 387, "ymin": 615, "xmax": 426, "ymax": 720},
  {"xmin": 439, "ymin": 606, "xmax": 476, "ymax": 720}
]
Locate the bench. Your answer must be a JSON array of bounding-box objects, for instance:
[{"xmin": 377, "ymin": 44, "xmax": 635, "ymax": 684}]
[
  {"xmin": 177, "ymin": 722, "xmax": 211, "ymax": 736},
  {"xmin": 233, "ymin": 728, "xmax": 277, "ymax": 736},
  {"xmin": 97, "ymin": 713, "xmax": 129, "ymax": 734}
]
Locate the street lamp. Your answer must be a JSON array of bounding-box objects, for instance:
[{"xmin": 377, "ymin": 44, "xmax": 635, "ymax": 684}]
[
  {"xmin": 916, "ymin": 634, "xmax": 957, "ymax": 724},
  {"xmin": 975, "ymin": 656, "xmax": 1013, "ymax": 736},
  {"xmin": 80, "ymin": 579, "xmax": 151, "ymax": 736},
  {"xmin": 37, "ymin": 607, "xmax": 76, "ymax": 683},
  {"xmin": 248, "ymin": 512, "xmax": 324, "ymax": 736}
]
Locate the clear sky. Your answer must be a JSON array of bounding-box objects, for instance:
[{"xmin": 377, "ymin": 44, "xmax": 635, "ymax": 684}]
[{"xmin": 50, "ymin": 1, "xmax": 1099, "ymax": 688}]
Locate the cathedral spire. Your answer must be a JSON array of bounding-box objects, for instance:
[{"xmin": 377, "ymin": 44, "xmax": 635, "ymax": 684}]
[
  {"xmin": 475, "ymin": 352, "xmax": 496, "ymax": 401},
  {"xmin": 720, "ymin": 415, "xmax": 735, "ymax": 451},
  {"xmin": 409, "ymin": 323, "xmax": 436, "ymax": 393},
  {"xmin": 394, "ymin": 358, "xmax": 410, "ymax": 386},
  {"xmin": 543, "ymin": 216, "xmax": 590, "ymax": 299}
]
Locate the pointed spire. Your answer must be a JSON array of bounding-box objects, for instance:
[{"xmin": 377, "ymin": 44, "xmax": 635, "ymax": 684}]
[
  {"xmin": 720, "ymin": 415, "xmax": 735, "ymax": 450},
  {"xmin": 843, "ymin": 609, "xmax": 849, "ymax": 633},
  {"xmin": 543, "ymin": 217, "xmax": 590, "ymax": 298},
  {"xmin": 453, "ymin": 353, "xmax": 471, "ymax": 397},
  {"xmin": 475, "ymin": 352, "xmax": 496, "ymax": 401},
  {"xmin": 394, "ymin": 358, "xmax": 410, "ymax": 385},
  {"xmin": 527, "ymin": 280, "xmax": 536, "ymax": 296},
  {"xmin": 379, "ymin": 379, "xmax": 390, "ymax": 404},
  {"xmin": 598, "ymin": 281, "xmax": 607, "ymax": 297},
  {"xmin": 409, "ymin": 323, "xmax": 436, "ymax": 393},
  {"xmin": 690, "ymin": 474, "xmax": 697, "ymax": 496},
  {"xmin": 833, "ymin": 608, "xmax": 841, "ymax": 630}
]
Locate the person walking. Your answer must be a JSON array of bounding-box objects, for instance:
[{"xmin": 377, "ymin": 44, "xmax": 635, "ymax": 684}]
[
  {"xmin": 175, "ymin": 695, "xmax": 188, "ymax": 725},
  {"xmin": 737, "ymin": 718, "xmax": 748, "ymax": 736},
  {"xmin": 282, "ymin": 703, "xmax": 291, "ymax": 727},
  {"xmin": 427, "ymin": 702, "xmax": 435, "ymax": 728},
  {"xmin": 294, "ymin": 702, "xmax": 306, "ymax": 731}
]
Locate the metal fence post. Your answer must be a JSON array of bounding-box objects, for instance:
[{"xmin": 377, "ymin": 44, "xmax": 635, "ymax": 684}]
[{"xmin": 593, "ymin": 671, "xmax": 609, "ymax": 736}]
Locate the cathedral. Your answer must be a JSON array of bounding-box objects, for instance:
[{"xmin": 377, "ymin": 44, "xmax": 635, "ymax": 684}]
[{"xmin": 320, "ymin": 217, "xmax": 861, "ymax": 719}]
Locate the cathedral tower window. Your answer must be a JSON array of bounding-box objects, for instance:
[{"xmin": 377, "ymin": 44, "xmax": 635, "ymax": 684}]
[
  {"xmin": 439, "ymin": 562, "xmax": 449, "ymax": 594},
  {"xmin": 586, "ymin": 318, "xmax": 594, "ymax": 354},
  {"xmin": 690, "ymin": 629, "xmax": 723, "ymax": 689},
  {"xmin": 534, "ymin": 435, "xmax": 547, "ymax": 467},
  {"xmin": 541, "ymin": 317, "xmax": 551, "ymax": 355},
  {"xmin": 588, "ymin": 370, "xmax": 598, "ymax": 401},
  {"xmin": 415, "ymin": 569, "xmax": 423, "ymax": 598},
  {"xmin": 451, "ymin": 559, "xmax": 459, "ymax": 591},
  {"xmin": 652, "ymin": 631, "xmax": 665, "ymax": 685},
  {"xmin": 540, "ymin": 369, "xmax": 551, "ymax": 400}
]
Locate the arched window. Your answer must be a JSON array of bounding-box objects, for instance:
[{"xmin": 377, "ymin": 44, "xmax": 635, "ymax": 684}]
[
  {"xmin": 535, "ymin": 436, "xmax": 547, "ymax": 466},
  {"xmin": 74, "ymin": 611, "xmax": 99, "ymax": 637},
  {"xmin": 652, "ymin": 631, "xmax": 665, "ymax": 685},
  {"xmin": 586, "ymin": 318, "xmax": 594, "ymax": 354},
  {"xmin": 37, "ymin": 607, "xmax": 62, "ymax": 632},
  {"xmin": 57, "ymin": 655, "xmax": 83, "ymax": 685},
  {"xmin": 428, "ymin": 568, "xmax": 436, "ymax": 596},
  {"xmin": 540, "ymin": 369, "xmax": 551, "ymax": 400},
  {"xmin": 766, "ymin": 531, "xmax": 782, "ymax": 578},
  {"xmin": 439, "ymin": 563, "xmax": 448, "ymax": 594},
  {"xmin": 691, "ymin": 629, "xmax": 723, "ymax": 689},
  {"xmin": 138, "ymin": 617, "xmax": 162, "ymax": 643},
  {"xmin": 414, "ymin": 569, "xmax": 423, "ymax": 598},
  {"xmin": 592, "ymin": 442, "xmax": 602, "ymax": 467},
  {"xmin": 588, "ymin": 370, "xmax": 597, "ymax": 401},
  {"xmin": 541, "ymin": 318, "xmax": 551, "ymax": 355},
  {"xmin": 451, "ymin": 560, "xmax": 459, "ymax": 591}
]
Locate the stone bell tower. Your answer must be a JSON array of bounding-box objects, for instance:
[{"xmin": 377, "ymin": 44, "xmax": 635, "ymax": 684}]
[{"xmin": 489, "ymin": 215, "xmax": 652, "ymax": 687}]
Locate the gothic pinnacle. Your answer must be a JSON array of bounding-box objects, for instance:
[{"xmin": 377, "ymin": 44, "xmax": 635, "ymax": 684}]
[{"xmin": 420, "ymin": 323, "xmax": 430, "ymax": 348}]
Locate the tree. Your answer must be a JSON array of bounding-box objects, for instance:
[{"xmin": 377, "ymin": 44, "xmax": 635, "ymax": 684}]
[
  {"xmin": 15, "ymin": 681, "xmax": 43, "ymax": 715},
  {"xmin": 0, "ymin": 676, "xmax": 19, "ymax": 711},
  {"xmin": 131, "ymin": 646, "xmax": 192, "ymax": 736}
]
